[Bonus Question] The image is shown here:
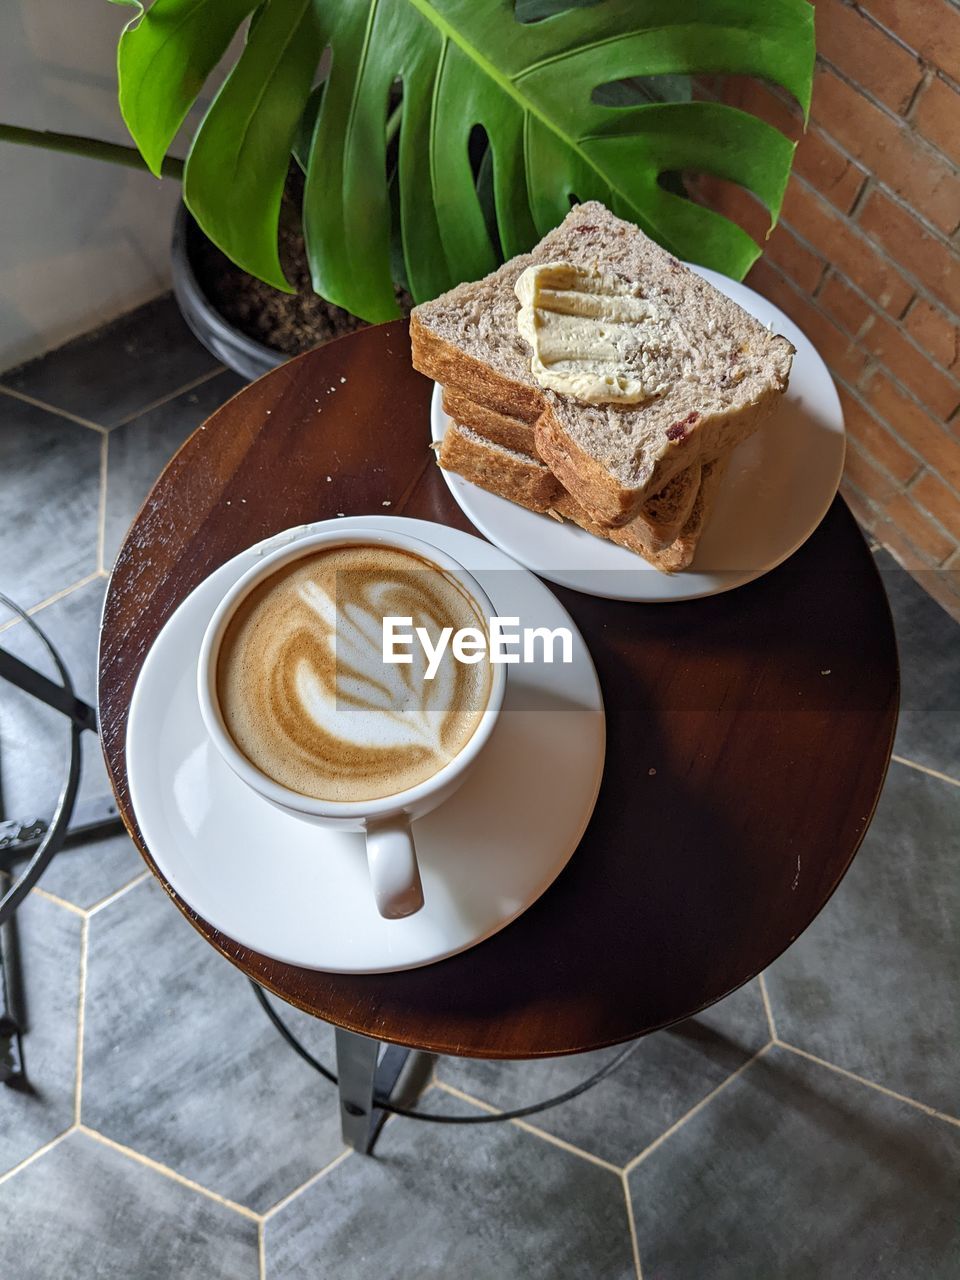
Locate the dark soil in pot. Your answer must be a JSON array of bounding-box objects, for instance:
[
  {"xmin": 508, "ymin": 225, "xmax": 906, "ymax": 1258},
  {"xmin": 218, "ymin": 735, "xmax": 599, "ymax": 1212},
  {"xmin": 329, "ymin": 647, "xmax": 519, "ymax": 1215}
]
[{"xmin": 189, "ymin": 174, "xmax": 411, "ymax": 357}]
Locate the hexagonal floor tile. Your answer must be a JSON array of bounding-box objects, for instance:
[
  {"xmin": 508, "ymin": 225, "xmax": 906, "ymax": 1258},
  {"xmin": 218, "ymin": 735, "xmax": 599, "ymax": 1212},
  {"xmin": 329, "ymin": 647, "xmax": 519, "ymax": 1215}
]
[
  {"xmin": 102, "ymin": 369, "xmax": 245, "ymax": 568},
  {"xmin": 0, "ymin": 1130, "xmax": 258, "ymax": 1279},
  {"xmin": 0, "ymin": 895, "xmax": 81, "ymax": 1174},
  {"xmin": 436, "ymin": 979, "xmax": 769, "ymax": 1166},
  {"xmin": 0, "ymin": 578, "xmax": 143, "ymax": 909},
  {"xmin": 0, "ymin": 400, "xmax": 99, "ymax": 609},
  {"xmin": 628, "ymin": 1045, "xmax": 960, "ymax": 1279},
  {"xmin": 764, "ymin": 761, "xmax": 960, "ymax": 1116},
  {"xmin": 265, "ymin": 1089, "xmax": 636, "ymax": 1279},
  {"xmin": 0, "ymin": 295, "xmax": 221, "ymax": 430},
  {"xmin": 82, "ymin": 877, "xmax": 344, "ymax": 1212},
  {"xmin": 875, "ymin": 550, "xmax": 960, "ymax": 778}
]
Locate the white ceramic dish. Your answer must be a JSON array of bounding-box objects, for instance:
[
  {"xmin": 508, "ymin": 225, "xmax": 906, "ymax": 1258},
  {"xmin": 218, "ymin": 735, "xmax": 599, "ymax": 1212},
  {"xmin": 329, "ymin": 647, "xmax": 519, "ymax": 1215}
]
[
  {"xmin": 126, "ymin": 517, "xmax": 605, "ymax": 973},
  {"xmin": 430, "ymin": 264, "xmax": 846, "ymax": 602}
]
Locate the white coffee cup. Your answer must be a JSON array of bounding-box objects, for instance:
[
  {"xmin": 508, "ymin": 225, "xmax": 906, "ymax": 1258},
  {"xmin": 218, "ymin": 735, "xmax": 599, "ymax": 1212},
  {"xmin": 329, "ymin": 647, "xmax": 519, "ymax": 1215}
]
[{"xmin": 197, "ymin": 528, "xmax": 506, "ymax": 921}]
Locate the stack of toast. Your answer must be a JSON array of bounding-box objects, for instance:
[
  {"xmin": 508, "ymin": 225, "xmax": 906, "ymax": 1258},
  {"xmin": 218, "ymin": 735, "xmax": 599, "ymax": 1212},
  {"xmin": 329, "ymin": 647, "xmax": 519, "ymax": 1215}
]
[{"xmin": 410, "ymin": 203, "xmax": 795, "ymax": 573}]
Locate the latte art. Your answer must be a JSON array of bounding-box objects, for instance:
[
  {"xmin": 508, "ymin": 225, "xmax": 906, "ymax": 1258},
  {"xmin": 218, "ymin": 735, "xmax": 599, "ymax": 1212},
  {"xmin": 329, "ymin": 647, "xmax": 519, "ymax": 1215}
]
[{"xmin": 216, "ymin": 545, "xmax": 493, "ymax": 802}]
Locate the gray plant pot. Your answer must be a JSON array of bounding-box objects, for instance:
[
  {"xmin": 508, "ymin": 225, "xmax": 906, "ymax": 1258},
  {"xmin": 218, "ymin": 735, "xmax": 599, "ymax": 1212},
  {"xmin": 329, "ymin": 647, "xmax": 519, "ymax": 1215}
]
[{"xmin": 171, "ymin": 202, "xmax": 286, "ymax": 381}]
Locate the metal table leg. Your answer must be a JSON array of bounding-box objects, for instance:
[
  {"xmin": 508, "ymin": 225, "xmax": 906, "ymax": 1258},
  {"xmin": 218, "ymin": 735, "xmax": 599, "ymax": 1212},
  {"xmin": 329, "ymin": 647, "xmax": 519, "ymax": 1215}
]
[{"xmin": 334, "ymin": 1027, "xmax": 410, "ymax": 1154}]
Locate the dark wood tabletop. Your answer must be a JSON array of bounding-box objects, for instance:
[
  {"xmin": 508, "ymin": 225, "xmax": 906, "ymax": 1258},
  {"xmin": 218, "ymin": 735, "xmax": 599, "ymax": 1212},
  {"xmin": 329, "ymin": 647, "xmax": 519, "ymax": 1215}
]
[{"xmin": 98, "ymin": 320, "xmax": 899, "ymax": 1060}]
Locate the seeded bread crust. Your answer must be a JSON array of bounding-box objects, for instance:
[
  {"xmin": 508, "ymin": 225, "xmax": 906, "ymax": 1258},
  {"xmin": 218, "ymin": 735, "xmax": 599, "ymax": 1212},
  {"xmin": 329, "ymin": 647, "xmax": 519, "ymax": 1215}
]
[
  {"xmin": 555, "ymin": 455, "xmax": 729, "ymax": 571},
  {"xmin": 437, "ymin": 422, "xmax": 725, "ymax": 572},
  {"xmin": 441, "ymin": 385, "xmax": 539, "ymax": 457},
  {"xmin": 411, "ymin": 201, "xmax": 793, "ymax": 526},
  {"xmin": 437, "ymin": 422, "xmax": 563, "ymax": 513},
  {"xmin": 441, "ymin": 383, "xmax": 702, "ymax": 550}
]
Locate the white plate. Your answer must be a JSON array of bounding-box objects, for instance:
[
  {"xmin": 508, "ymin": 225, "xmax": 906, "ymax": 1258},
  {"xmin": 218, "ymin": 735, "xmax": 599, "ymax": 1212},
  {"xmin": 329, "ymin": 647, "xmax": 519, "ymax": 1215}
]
[
  {"xmin": 431, "ymin": 264, "xmax": 845, "ymax": 602},
  {"xmin": 126, "ymin": 517, "xmax": 605, "ymax": 974}
]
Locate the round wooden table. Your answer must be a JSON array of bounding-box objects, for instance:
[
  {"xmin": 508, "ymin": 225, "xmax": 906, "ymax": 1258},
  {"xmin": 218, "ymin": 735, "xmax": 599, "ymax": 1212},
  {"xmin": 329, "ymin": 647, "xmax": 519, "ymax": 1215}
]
[{"xmin": 98, "ymin": 320, "xmax": 898, "ymax": 1063}]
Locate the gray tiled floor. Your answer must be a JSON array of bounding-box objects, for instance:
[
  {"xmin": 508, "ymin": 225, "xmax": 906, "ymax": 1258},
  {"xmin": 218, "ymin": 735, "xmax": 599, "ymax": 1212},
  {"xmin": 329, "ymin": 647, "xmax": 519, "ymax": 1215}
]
[
  {"xmin": 0, "ymin": 399, "xmax": 100, "ymax": 610},
  {"xmin": 83, "ymin": 878, "xmax": 344, "ymax": 1213},
  {"xmin": 627, "ymin": 1046, "xmax": 960, "ymax": 1279},
  {"xmin": 1, "ymin": 297, "xmax": 958, "ymax": 1278},
  {"xmin": 0, "ymin": 295, "xmax": 220, "ymax": 429},
  {"xmin": 0, "ymin": 894, "xmax": 81, "ymax": 1175},
  {"xmin": 265, "ymin": 1090, "xmax": 636, "ymax": 1279},
  {"xmin": 765, "ymin": 762, "xmax": 960, "ymax": 1116},
  {"xmin": 437, "ymin": 979, "xmax": 769, "ymax": 1166},
  {"xmin": 0, "ymin": 1131, "xmax": 259, "ymax": 1280},
  {"xmin": 102, "ymin": 368, "xmax": 245, "ymax": 566}
]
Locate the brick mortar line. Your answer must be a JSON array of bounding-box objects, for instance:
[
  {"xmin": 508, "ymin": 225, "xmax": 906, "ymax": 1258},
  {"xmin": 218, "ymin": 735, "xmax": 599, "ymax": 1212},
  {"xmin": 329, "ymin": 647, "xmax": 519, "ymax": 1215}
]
[
  {"xmin": 873, "ymin": 537, "xmax": 960, "ymax": 615},
  {"xmin": 847, "ymin": 2, "xmax": 934, "ymax": 65},
  {"xmin": 802, "ymin": 83, "xmax": 960, "ymax": 249},
  {"xmin": 845, "ymin": 171, "xmax": 873, "ymax": 223},
  {"xmin": 903, "ymin": 67, "xmax": 934, "ymax": 122},
  {"xmin": 835, "ymin": 389, "xmax": 960, "ymax": 558},
  {"xmin": 834, "ymin": 373, "xmax": 930, "ymax": 483},
  {"xmin": 758, "ymin": 63, "xmax": 960, "ymax": 248},
  {"xmin": 696, "ymin": 105, "xmax": 960, "ymax": 334},
  {"xmin": 857, "ymin": 491, "xmax": 960, "ymax": 590},
  {"xmin": 756, "ymin": 260, "xmax": 960, "ymax": 554},
  {"xmin": 929, "ymin": 65, "xmax": 960, "ymax": 97},
  {"xmin": 700, "ymin": 63, "xmax": 960, "ymax": 244},
  {"xmin": 785, "ymin": 170, "xmax": 960, "ymax": 335},
  {"xmin": 768, "ymin": 213, "xmax": 960, "ymax": 402},
  {"xmin": 841, "ymin": 474, "xmax": 884, "ymax": 526},
  {"xmin": 852, "ymin": 2, "xmax": 960, "ymax": 85},
  {"xmin": 896, "ymin": 290, "xmax": 916, "ymax": 325}
]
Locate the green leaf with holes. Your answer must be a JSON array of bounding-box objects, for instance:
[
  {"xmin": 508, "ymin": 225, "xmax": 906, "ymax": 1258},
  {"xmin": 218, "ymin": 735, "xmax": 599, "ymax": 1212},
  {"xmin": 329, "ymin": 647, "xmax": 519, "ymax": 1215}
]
[{"xmin": 115, "ymin": 0, "xmax": 814, "ymax": 318}]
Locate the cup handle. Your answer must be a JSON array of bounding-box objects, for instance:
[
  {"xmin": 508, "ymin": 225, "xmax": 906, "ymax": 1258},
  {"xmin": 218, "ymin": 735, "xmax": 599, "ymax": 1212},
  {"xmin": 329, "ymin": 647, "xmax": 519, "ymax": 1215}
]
[{"xmin": 364, "ymin": 816, "xmax": 424, "ymax": 919}]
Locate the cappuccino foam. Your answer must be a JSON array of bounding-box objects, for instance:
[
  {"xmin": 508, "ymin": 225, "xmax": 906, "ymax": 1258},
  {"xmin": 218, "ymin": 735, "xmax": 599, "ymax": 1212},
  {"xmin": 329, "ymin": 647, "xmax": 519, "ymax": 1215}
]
[{"xmin": 216, "ymin": 544, "xmax": 493, "ymax": 802}]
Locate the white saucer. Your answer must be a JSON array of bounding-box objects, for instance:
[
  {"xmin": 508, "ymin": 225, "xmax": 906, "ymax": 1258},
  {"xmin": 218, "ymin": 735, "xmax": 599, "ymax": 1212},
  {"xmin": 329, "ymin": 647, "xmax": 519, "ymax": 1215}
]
[
  {"xmin": 431, "ymin": 264, "xmax": 845, "ymax": 602},
  {"xmin": 126, "ymin": 517, "xmax": 605, "ymax": 973}
]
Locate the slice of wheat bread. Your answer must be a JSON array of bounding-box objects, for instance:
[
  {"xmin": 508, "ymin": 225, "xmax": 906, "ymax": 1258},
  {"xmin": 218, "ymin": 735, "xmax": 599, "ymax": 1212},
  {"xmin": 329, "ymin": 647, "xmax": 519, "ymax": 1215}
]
[
  {"xmin": 437, "ymin": 422, "xmax": 563, "ymax": 513},
  {"xmin": 441, "ymin": 383, "xmax": 703, "ymax": 550},
  {"xmin": 442, "ymin": 385, "xmax": 539, "ymax": 457},
  {"xmin": 556, "ymin": 454, "xmax": 729, "ymax": 571},
  {"xmin": 437, "ymin": 422, "xmax": 724, "ymax": 572},
  {"xmin": 411, "ymin": 201, "xmax": 793, "ymax": 525}
]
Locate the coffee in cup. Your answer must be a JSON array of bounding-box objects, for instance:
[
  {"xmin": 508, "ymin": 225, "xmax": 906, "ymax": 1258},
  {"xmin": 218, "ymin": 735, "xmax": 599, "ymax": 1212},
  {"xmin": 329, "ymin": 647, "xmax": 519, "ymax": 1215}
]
[
  {"xmin": 215, "ymin": 543, "xmax": 493, "ymax": 802},
  {"xmin": 198, "ymin": 529, "xmax": 507, "ymax": 920}
]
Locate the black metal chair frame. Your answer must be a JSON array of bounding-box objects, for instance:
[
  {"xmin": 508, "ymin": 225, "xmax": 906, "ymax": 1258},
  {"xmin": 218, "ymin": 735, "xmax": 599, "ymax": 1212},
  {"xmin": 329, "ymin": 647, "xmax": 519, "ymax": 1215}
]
[{"xmin": 0, "ymin": 593, "xmax": 123, "ymax": 1086}]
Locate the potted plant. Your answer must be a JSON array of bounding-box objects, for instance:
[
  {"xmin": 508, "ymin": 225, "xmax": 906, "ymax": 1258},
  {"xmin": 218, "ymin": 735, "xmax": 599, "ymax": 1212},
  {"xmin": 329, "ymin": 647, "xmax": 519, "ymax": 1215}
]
[{"xmin": 1, "ymin": 0, "xmax": 814, "ymax": 378}]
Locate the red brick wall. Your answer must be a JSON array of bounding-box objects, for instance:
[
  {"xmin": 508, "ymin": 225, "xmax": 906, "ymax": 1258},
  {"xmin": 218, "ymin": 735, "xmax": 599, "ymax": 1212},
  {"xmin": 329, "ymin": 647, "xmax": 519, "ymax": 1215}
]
[{"xmin": 696, "ymin": 0, "xmax": 960, "ymax": 618}]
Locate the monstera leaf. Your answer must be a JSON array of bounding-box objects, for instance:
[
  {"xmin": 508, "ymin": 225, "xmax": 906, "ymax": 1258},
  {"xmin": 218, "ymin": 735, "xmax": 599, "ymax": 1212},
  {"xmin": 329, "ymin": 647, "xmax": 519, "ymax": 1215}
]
[{"xmin": 115, "ymin": 0, "xmax": 814, "ymax": 321}]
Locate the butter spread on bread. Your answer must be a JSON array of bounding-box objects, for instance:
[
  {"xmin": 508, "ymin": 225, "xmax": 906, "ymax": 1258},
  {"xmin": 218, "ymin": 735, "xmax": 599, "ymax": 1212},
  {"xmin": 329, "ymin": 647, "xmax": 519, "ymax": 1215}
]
[{"xmin": 515, "ymin": 262, "xmax": 684, "ymax": 405}]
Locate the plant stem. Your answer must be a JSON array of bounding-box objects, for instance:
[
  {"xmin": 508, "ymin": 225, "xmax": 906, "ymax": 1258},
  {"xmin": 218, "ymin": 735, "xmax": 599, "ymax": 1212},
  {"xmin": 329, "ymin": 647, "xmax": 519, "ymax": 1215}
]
[
  {"xmin": 0, "ymin": 125, "xmax": 184, "ymax": 180},
  {"xmin": 385, "ymin": 103, "xmax": 402, "ymax": 146}
]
